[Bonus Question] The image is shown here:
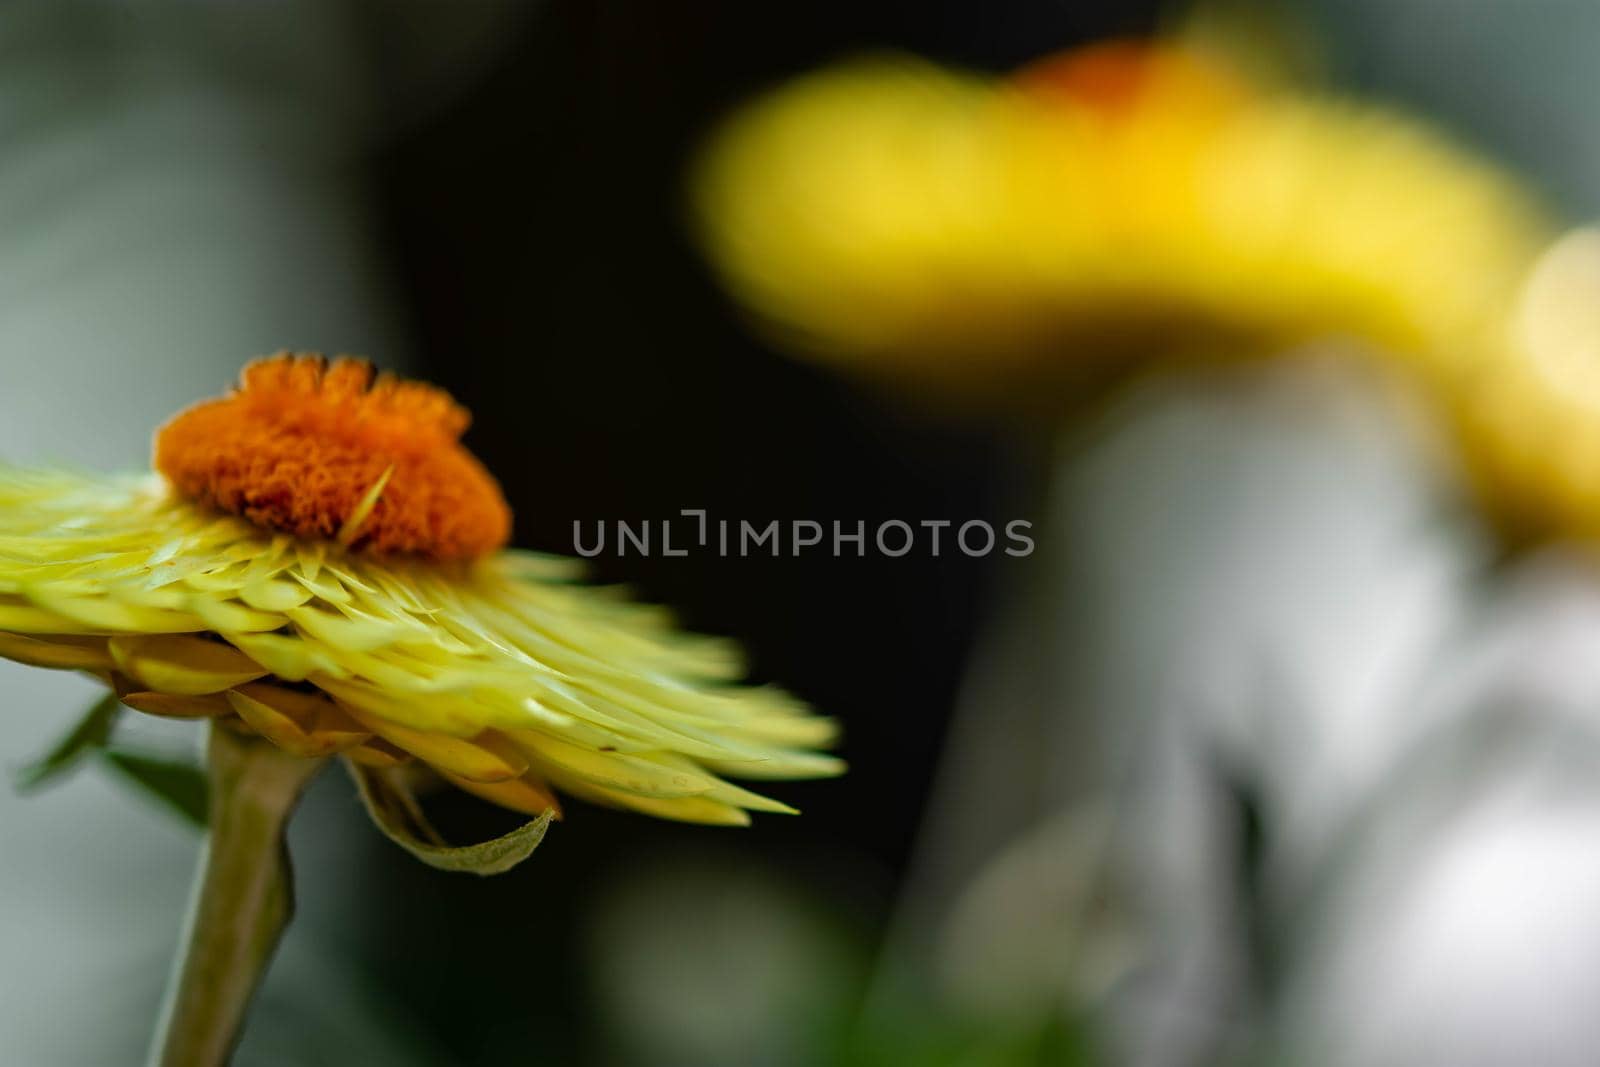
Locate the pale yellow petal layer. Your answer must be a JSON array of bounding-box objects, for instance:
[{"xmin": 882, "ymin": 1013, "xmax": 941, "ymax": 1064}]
[{"xmin": 0, "ymin": 470, "xmax": 838, "ymax": 823}]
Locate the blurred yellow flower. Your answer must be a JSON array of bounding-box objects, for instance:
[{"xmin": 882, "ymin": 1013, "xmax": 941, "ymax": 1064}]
[
  {"xmin": 693, "ymin": 38, "xmax": 1600, "ymax": 551},
  {"xmin": 0, "ymin": 354, "xmax": 841, "ymax": 831},
  {"xmin": 1456, "ymin": 228, "xmax": 1600, "ymax": 542},
  {"xmin": 691, "ymin": 42, "xmax": 1548, "ymax": 399}
]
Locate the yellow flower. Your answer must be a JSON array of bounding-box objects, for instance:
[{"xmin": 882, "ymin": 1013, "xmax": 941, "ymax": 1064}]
[
  {"xmin": 0, "ymin": 354, "xmax": 841, "ymax": 830},
  {"xmin": 694, "ymin": 40, "xmax": 1600, "ymax": 559},
  {"xmin": 690, "ymin": 42, "xmax": 1548, "ymax": 399},
  {"xmin": 1455, "ymin": 228, "xmax": 1600, "ymax": 543}
]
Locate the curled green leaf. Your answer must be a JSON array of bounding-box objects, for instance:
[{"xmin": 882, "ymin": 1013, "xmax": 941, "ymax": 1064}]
[
  {"xmin": 346, "ymin": 759, "xmax": 553, "ymax": 876},
  {"xmin": 15, "ymin": 691, "xmax": 121, "ymax": 791},
  {"xmin": 100, "ymin": 748, "xmax": 209, "ymax": 828}
]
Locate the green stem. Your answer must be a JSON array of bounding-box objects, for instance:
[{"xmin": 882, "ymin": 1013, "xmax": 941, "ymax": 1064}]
[{"xmin": 148, "ymin": 722, "xmax": 326, "ymax": 1067}]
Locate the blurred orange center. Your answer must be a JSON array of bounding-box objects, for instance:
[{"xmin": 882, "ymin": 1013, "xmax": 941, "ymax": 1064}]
[
  {"xmin": 154, "ymin": 354, "xmax": 511, "ymax": 561},
  {"xmin": 1012, "ymin": 39, "xmax": 1246, "ymax": 120}
]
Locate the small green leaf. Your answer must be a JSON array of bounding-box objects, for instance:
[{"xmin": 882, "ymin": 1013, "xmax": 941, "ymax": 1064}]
[
  {"xmin": 347, "ymin": 760, "xmax": 553, "ymax": 876},
  {"xmin": 15, "ymin": 692, "xmax": 121, "ymax": 791},
  {"xmin": 100, "ymin": 748, "xmax": 209, "ymax": 829}
]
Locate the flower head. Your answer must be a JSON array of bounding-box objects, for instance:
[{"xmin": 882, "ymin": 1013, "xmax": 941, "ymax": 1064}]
[
  {"xmin": 690, "ymin": 41, "xmax": 1548, "ymax": 399},
  {"xmin": 2, "ymin": 354, "xmax": 841, "ymax": 832}
]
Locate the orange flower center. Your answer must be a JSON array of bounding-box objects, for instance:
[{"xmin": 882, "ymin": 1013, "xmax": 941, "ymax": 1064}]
[
  {"xmin": 154, "ymin": 354, "xmax": 511, "ymax": 561},
  {"xmin": 1011, "ymin": 40, "xmax": 1247, "ymax": 120}
]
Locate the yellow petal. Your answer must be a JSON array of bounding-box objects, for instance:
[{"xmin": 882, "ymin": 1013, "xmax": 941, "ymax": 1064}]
[
  {"xmin": 237, "ymin": 578, "xmax": 312, "ymax": 613},
  {"xmin": 187, "ymin": 597, "xmax": 285, "ymax": 634},
  {"xmin": 109, "ymin": 634, "xmax": 267, "ymax": 695},
  {"xmin": 338, "ymin": 702, "xmax": 528, "ymax": 783},
  {"xmin": 225, "ymin": 632, "xmax": 346, "ymax": 682},
  {"xmin": 625, "ymin": 750, "xmax": 798, "ymax": 814},
  {"xmin": 314, "ymin": 675, "xmax": 481, "ymax": 734},
  {"xmin": 227, "ymin": 683, "xmax": 369, "ymax": 758},
  {"xmin": 616, "ymin": 793, "xmax": 752, "ymax": 826},
  {"xmin": 701, "ymin": 778, "xmax": 798, "ymax": 815},
  {"xmin": 440, "ymin": 770, "xmax": 564, "ymax": 818},
  {"xmin": 0, "ymin": 598, "xmax": 97, "ymax": 634},
  {"xmin": 28, "ymin": 592, "xmax": 206, "ymax": 633},
  {"xmin": 344, "ymin": 738, "xmax": 413, "ymax": 768},
  {"xmin": 587, "ymin": 784, "xmax": 752, "ymax": 826},
  {"xmin": 513, "ymin": 729, "xmax": 713, "ymax": 798},
  {"xmin": 118, "ymin": 690, "xmax": 232, "ymax": 719},
  {"xmin": 0, "ymin": 632, "xmax": 112, "ymax": 671},
  {"xmin": 288, "ymin": 604, "xmax": 410, "ymax": 651},
  {"xmin": 705, "ymin": 750, "xmax": 848, "ymax": 779}
]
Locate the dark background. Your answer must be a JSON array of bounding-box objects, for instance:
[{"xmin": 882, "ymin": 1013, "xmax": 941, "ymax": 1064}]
[{"xmin": 347, "ymin": 0, "xmax": 1159, "ymax": 1061}]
